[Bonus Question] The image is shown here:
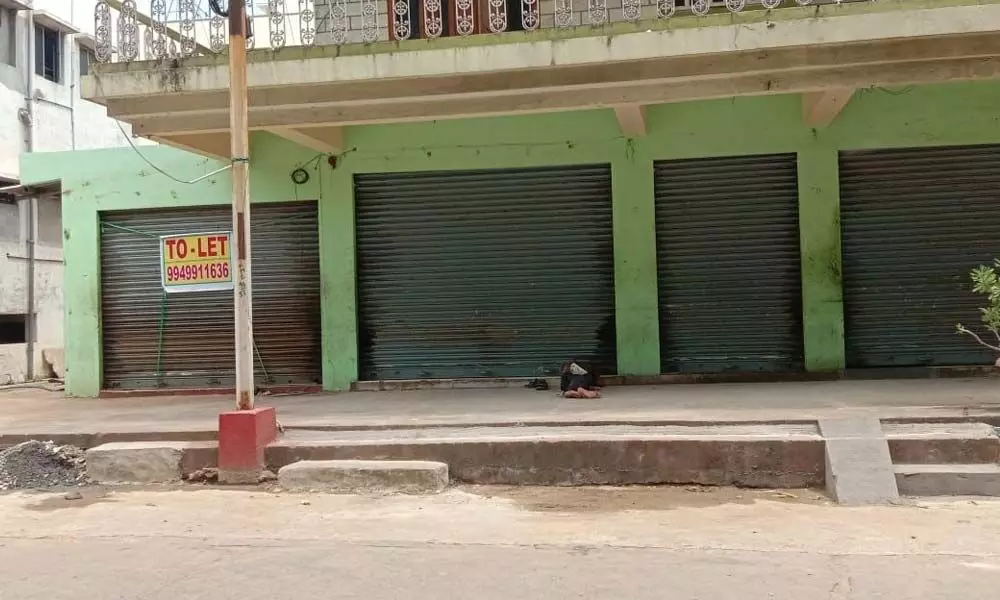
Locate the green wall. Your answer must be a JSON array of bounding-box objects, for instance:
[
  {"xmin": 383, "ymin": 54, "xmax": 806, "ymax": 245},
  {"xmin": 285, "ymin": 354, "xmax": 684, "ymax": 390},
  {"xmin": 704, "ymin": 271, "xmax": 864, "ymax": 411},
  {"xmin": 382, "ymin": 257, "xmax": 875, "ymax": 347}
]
[
  {"xmin": 22, "ymin": 80, "xmax": 1000, "ymax": 396},
  {"xmin": 21, "ymin": 136, "xmax": 337, "ymax": 397}
]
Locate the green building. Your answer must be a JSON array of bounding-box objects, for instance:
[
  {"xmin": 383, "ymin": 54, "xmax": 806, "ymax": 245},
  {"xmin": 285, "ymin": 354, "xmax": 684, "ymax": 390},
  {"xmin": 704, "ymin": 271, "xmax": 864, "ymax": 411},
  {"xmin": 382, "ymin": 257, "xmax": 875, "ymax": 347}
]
[{"xmin": 22, "ymin": 0, "xmax": 1000, "ymax": 396}]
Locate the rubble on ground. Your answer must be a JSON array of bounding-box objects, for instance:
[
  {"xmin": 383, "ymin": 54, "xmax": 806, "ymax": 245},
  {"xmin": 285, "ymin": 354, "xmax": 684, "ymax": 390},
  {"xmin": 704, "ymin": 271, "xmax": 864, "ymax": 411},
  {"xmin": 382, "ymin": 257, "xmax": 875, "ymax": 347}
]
[
  {"xmin": 184, "ymin": 468, "xmax": 278, "ymax": 485},
  {"xmin": 184, "ymin": 467, "xmax": 219, "ymax": 484},
  {"xmin": 0, "ymin": 440, "xmax": 88, "ymax": 491}
]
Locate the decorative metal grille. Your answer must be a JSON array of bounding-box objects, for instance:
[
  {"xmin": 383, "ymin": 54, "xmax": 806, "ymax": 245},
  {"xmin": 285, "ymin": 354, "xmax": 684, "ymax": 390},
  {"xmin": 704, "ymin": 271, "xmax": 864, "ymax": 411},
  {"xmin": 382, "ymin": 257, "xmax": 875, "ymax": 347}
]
[
  {"xmin": 361, "ymin": 0, "xmax": 379, "ymax": 42},
  {"xmin": 623, "ymin": 0, "xmax": 641, "ymax": 21},
  {"xmin": 90, "ymin": 0, "xmax": 868, "ymax": 63},
  {"xmin": 425, "ymin": 0, "xmax": 445, "ymax": 38},
  {"xmin": 488, "ymin": 0, "xmax": 508, "ymax": 33},
  {"xmin": 589, "ymin": 0, "xmax": 608, "ymax": 24},
  {"xmin": 456, "ymin": 0, "xmax": 476, "ymax": 36},
  {"xmin": 522, "ymin": 0, "xmax": 540, "ymax": 30},
  {"xmin": 554, "ymin": 0, "xmax": 573, "ymax": 27}
]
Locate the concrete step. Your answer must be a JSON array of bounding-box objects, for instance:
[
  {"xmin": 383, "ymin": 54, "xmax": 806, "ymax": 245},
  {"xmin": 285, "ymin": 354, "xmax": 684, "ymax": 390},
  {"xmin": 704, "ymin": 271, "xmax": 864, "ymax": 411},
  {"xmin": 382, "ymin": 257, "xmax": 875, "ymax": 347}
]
[
  {"xmin": 87, "ymin": 424, "xmax": 827, "ymax": 488},
  {"xmin": 88, "ymin": 423, "xmax": 1000, "ymax": 494},
  {"xmin": 266, "ymin": 423, "xmax": 826, "ymax": 488},
  {"xmin": 884, "ymin": 422, "xmax": 999, "ymax": 464},
  {"xmin": 277, "ymin": 459, "xmax": 449, "ymax": 494},
  {"xmin": 895, "ymin": 463, "xmax": 1000, "ymax": 497}
]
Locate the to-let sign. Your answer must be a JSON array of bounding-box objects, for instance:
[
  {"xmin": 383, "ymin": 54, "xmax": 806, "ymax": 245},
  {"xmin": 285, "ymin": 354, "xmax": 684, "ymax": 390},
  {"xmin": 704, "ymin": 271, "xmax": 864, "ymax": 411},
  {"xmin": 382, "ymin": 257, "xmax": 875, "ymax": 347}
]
[{"xmin": 159, "ymin": 231, "xmax": 234, "ymax": 293}]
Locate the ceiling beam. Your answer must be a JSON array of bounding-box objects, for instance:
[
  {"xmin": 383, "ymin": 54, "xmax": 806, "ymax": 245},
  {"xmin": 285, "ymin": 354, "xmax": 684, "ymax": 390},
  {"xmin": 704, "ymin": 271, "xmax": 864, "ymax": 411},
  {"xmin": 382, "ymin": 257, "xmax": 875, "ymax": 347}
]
[
  {"xmin": 613, "ymin": 105, "xmax": 647, "ymax": 137},
  {"xmin": 265, "ymin": 126, "xmax": 344, "ymax": 154},
  {"xmin": 152, "ymin": 132, "xmax": 230, "ymax": 161},
  {"xmin": 129, "ymin": 56, "xmax": 1000, "ymax": 136},
  {"xmin": 801, "ymin": 88, "xmax": 855, "ymax": 128}
]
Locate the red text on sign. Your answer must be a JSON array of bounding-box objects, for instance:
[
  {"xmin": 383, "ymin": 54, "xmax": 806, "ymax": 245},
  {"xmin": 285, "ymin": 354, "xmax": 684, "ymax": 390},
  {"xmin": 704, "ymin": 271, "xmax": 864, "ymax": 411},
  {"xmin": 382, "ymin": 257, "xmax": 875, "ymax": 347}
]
[{"xmin": 164, "ymin": 235, "xmax": 229, "ymax": 260}]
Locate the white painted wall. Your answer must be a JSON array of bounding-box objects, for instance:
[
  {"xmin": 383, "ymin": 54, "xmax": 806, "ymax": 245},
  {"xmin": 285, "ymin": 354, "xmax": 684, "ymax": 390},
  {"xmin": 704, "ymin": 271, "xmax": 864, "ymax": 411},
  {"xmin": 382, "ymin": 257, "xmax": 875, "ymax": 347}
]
[
  {"xmin": 0, "ymin": 6, "xmax": 142, "ymax": 169},
  {"xmin": 0, "ymin": 196, "xmax": 62, "ymax": 384},
  {"xmin": 0, "ymin": 4, "xmax": 140, "ymax": 384}
]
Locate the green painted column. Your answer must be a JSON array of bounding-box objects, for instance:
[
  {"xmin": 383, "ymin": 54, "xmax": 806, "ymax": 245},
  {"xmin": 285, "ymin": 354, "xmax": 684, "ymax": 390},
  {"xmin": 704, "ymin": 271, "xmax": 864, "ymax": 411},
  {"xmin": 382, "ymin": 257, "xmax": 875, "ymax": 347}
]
[
  {"xmin": 797, "ymin": 144, "xmax": 846, "ymax": 371},
  {"xmin": 247, "ymin": 131, "xmax": 359, "ymax": 390},
  {"xmin": 319, "ymin": 168, "xmax": 358, "ymax": 390},
  {"xmin": 611, "ymin": 144, "xmax": 661, "ymax": 375},
  {"xmin": 63, "ymin": 200, "xmax": 103, "ymax": 397}
]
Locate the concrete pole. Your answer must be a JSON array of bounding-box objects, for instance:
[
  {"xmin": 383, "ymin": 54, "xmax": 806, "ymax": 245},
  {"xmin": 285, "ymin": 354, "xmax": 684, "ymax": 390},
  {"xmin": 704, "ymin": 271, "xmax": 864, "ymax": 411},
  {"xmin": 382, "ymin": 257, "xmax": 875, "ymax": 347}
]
[{"xmin": 228, "ymin": 2, "xmax": 254, "ymax": 410}]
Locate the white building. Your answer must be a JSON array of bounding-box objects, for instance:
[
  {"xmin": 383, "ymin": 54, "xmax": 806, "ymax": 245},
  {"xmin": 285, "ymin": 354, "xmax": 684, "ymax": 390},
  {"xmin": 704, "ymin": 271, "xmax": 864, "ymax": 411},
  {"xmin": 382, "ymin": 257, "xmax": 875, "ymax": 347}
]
[{"xmin": 1, "ymin": 0, "xmax": 139, "ymax": 384}]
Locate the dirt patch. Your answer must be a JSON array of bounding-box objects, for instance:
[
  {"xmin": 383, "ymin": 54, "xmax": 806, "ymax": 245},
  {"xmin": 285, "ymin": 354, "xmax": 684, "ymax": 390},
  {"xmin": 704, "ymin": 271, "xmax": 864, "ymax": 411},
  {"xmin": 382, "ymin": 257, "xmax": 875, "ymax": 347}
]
[
  {"xmin": 22, "ymin": 488, "xmax": 118, "ymax": 512},
  {"xmin": 464, "ymin": 485, "xmax": 831, "ymax": 512}
]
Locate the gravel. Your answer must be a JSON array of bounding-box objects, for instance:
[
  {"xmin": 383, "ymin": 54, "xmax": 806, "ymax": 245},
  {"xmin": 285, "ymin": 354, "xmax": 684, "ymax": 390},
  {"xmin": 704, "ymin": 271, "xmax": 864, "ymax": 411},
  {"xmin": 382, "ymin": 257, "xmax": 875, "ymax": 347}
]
[{"xmin": 0, "ymin": 441, "xmax": 88, "ymax": 491}]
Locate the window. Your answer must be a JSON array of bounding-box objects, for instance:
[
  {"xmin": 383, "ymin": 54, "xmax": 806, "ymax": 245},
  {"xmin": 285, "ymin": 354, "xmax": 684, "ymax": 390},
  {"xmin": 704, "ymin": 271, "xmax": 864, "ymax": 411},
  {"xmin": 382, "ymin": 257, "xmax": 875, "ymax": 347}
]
[
  {"xmin": 0, "ymin": 8, "xmax": 15, "ymax": 67},
  {"xmin": 79, "ymin": 46, "xmax": 95, "ymax": 77},
  {"xmin": 0, "ymin": 315, "xmax": 27, "ymax": 345},
  {"xmin": 34, "ymin": 24, "xmax": 61, "ymax": 83},
  {"xmin": 36, "ymin": 196, "xmax": 62, "ymax": 247},
  {"xmin": 0, "ymin": 200, "xmax": 19, "ymax": 242}
]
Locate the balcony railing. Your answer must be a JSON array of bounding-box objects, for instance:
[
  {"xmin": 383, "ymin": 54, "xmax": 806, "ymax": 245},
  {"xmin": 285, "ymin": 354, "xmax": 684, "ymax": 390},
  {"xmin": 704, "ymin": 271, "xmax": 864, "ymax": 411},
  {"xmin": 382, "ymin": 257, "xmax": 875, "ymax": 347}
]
[{"xmin": 94, "ymin": 0, "xmax": 869, "ymax": 64}]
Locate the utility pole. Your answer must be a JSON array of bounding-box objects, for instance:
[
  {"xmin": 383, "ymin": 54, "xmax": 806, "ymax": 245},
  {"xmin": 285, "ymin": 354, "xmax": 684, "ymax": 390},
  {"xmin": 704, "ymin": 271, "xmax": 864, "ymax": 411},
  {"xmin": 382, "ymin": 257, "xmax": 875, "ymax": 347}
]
[{"xmin": 227, "ymin": 1, "xmax": 254, "ymax": 411}]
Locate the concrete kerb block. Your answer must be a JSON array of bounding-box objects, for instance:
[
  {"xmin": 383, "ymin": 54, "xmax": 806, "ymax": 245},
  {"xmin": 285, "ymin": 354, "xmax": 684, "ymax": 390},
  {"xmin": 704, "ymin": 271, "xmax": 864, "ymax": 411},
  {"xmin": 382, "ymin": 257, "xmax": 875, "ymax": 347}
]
[
  {"xmin": 278, "ymin": 459, "xmax": 449, "ymax": 494},
  {"xmin": 819, "ymin": 417, "xmax": 900, "ymax": 506},
  {"xmin": 87, "ymin": 441, "xmax": 216, "ymax": 484}
]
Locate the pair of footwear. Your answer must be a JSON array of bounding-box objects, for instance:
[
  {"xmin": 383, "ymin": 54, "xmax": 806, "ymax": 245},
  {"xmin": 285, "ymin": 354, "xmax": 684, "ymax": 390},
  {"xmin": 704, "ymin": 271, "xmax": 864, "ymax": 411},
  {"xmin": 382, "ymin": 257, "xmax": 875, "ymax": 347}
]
[{"xmin": 524, "ymin": 378, "xmax": 550, "ymax": 391}]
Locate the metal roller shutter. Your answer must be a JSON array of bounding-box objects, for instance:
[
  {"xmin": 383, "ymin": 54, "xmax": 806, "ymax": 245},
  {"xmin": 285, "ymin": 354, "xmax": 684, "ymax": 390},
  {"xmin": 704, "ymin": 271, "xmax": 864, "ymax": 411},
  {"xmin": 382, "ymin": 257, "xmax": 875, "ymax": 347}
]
[
  {"xmin": 355, "ymin": 165, "xmax": 616, "ymax": 380},
  {"xmin": 655, "ymin": 154, "xmax": 803, "ymax": 372},
  {"xmin": 100, "ymin": 202, "xmax": 321, "ymax": 389},
  {"xmin": 840, "ymin": 145, "xmax": 1000, "ymax": 367}
]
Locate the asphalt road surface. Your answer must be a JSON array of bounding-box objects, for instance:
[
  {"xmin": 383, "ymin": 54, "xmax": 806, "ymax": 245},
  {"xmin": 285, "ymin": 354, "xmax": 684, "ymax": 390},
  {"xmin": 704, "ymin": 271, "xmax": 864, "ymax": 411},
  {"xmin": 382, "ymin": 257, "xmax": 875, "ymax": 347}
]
[{"xmin": 0, "ymin": 485, "xmax": 998, "ymax": 599}]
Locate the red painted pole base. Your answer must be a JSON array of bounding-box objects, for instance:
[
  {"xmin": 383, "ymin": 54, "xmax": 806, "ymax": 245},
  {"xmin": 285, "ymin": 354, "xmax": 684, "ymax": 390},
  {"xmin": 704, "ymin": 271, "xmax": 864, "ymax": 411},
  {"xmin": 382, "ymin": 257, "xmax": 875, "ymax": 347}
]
[{"xmin": 217, "ymin": 407, "xmax": 278, "ymax": 484}]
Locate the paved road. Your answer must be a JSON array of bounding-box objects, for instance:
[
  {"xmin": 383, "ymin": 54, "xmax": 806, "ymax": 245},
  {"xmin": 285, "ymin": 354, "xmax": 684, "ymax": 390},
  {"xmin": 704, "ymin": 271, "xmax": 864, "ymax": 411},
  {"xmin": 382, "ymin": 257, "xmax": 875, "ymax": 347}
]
[{"xmin": 0, "ymin": 486, "xmax": 999, "ymax": 599}]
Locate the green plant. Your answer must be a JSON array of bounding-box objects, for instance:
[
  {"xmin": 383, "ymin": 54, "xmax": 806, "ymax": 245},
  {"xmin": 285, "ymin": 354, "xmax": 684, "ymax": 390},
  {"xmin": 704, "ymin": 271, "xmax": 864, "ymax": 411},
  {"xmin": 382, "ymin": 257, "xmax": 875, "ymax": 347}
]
[{"xmin": 956, "ymin": 259, "xmax": 1000, "ymax": 363}]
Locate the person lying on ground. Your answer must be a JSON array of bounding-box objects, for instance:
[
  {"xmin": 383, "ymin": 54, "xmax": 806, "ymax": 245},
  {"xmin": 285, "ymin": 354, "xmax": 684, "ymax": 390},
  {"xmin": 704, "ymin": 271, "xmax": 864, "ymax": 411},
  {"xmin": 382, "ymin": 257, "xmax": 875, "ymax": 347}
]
[{"xmin": 560, "ymin": 360, "xmax": 600, "ymax": 399}]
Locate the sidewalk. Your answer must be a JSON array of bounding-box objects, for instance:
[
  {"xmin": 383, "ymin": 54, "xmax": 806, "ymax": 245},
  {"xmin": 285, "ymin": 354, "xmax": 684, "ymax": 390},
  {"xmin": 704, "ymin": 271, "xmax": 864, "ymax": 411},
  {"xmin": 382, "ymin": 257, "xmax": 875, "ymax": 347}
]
[{"xmin": 0, "ymin": 378, "xmax": 999, "ymax": 446}]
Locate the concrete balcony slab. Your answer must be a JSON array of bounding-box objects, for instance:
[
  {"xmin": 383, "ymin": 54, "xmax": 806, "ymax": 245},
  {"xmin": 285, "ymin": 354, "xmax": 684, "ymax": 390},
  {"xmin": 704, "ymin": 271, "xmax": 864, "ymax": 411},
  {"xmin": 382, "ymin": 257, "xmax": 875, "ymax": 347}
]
[{"xmin": 81, "ymin": 0, "xmax": 1000, "ymax": 153}]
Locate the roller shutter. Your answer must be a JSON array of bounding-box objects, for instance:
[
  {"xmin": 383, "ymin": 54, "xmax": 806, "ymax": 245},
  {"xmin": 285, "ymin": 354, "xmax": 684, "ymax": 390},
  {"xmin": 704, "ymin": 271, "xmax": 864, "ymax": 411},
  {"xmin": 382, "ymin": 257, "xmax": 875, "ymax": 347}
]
[
  {"xmin": 655, "ymin": 154, "xmax": 804, "ymax": 372},
  {"xmin": 100, "ymin": 202, "xmax": 321, "ymax": 389},
  {"xmin": 355, "ymin": 165, "xmax": 616, "ymax": 380},
  {"xmin": 840, "ymin": 145, "xmax": 1000, "ymax": 367}
]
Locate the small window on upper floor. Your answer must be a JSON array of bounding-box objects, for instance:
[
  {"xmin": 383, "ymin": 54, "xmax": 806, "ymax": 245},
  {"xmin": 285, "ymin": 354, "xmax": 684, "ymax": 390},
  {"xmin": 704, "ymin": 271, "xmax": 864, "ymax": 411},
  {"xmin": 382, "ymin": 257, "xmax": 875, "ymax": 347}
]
[
  {"xmin": 34, "ymin": 23, "xmax": 61, "ymax": 83},
  {"xmin": 79, "ymin": 46, "xmax": 95, "ymax": 77},
  {"xmin": 0, "ymin": 8, "xmax": 16, "ymax": 67}
]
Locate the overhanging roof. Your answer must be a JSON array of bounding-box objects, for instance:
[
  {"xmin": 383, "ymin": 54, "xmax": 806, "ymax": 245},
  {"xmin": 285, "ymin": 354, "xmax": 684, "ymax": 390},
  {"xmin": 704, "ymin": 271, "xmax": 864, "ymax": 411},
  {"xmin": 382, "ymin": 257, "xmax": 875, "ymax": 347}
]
[
  {"xmin": 33, "ymin": 10, "xmax": 81, "ymax": 35},
  {"xmin": 76, "ymin": 33, "xmax": 97, "ymax": 50},
  {"xmin": 0, "ymin": 180, "xmax": 62, "ymax": 201},
  {"xmin": 0, "ymin": 1, "xmax": 32, "ymax": 11}
]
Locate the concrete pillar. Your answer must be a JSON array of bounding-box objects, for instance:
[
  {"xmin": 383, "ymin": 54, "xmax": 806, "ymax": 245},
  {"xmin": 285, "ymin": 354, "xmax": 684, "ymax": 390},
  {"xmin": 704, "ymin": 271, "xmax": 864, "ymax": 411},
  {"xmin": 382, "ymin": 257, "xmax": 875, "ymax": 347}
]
[
  {"xmin": 63, "ymin": 204, "xmax": 102, "ymax": 397},
  {"xmin": 319, "ymin": 167, "xmax": 359, "ymax": 391},
  {"xmin": 797, "ymin": 144, "xmax": 846, "ymax": 372},
  {"xmin": 611, "ymin": 147, "xmax": 661, "ymax": 376}
]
